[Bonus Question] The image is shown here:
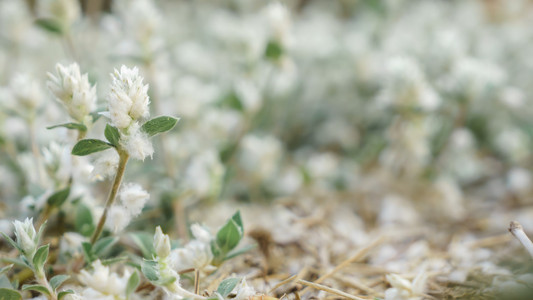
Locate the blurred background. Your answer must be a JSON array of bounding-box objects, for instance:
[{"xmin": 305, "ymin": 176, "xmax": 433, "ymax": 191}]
[{"xmin": 2, "ymin": 0, "xmax": 533, "ymax": 297}]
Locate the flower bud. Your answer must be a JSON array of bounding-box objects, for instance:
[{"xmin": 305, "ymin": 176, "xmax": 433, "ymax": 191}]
[
  {"xmin": 13, "ymin": 218, "xmax": 37, "ymax": 256},
  {"xmin": 154, "ymin": 226, "xmax": 171, "ymax": 258}
]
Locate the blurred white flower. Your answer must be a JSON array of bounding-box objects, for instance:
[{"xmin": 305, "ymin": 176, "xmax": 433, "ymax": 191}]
[
  {"xmin": 38, "ymin": 0, "xmax": 81, "ymax": 30},
  {"xmin": 79, "ymin": 260, "xmax": 130, "ymax": 299},
  {"xmin": 47, "ymin": 63, "xmax": 97, "ymax": 123},
  {"xmin": 7, "ymin": 74, "xmax": 43, "ymax": 119},
  {"xmin": 92, "ymin": 151, "xmax": 120, "ymax": 181},
  {"xmin": 264, "ymin": 2, "xmax": 291, "ymax": 46},
  {"xmin": 119, "ymin": 183, "xmax": 149, "ymax": 217},
  {"xmin": 239, "ymin": 135, "xmax": 282, "ymax": 180},
  {"xmin": 385, "ymin": 272, "xmax": 427, "ymax": 300},
  {"xmin": 105, "ymin": 205, "xmax": 131, "ymax": 233},
  {"xmin": 169, "ymin": 224, "xmax": 214, "ymax": 272},
  {"xmin": 183, "ymin": 150, "xmax": 225, "ymax": 199}
]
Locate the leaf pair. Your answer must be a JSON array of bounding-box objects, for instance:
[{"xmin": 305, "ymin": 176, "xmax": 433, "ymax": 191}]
[{"xmin": 71, "ymin": 116, "xmax": 179, "ymax": 156}]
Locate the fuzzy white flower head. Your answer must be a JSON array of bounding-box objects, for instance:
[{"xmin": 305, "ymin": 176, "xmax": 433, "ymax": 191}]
[
  {"xmin": 169, "ymin": 227, "xmax": 214, "ymax": 272},
  {"xmin": 107, "ymin": 65, "xmax": 150, "ymax": 129},
  {"xmin": 105, "ymin": 205, "xmax": 131, "ymax": 233},
  {"xmin": 79, "ymin": 260, "xmax": 130, "ymax": 299},
  {"xmin": 121, "ymin": 123, "xmax": 153, "ymax": 160},
  {"xmin": 119, "ymin": 183, "xmax": 149, "ymax": 217},
  {"xmin": 47, "ymin": 63, "xmax": 97, "ymax": 123},
  {"xmin": 13, "ymin": 218, "xmax": 38, "ymax": 256},
  {"xmin": 154, "ymin": 226, "xmax": 171, "ymax": 259},
  {"xmin": 8, "ymin": 74, "xmax": 43, "ymax": 116},
  {"xmin": 92, "ymin": 151, "xmax": 119, "ymax": 181}
]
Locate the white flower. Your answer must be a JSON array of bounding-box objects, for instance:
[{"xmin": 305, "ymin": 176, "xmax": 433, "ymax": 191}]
[
  {"xmin": 385, "ymin": 273, "xmax": 427, "ymax": 300},
  {"xmin": 120, "ymin": 123, "xmax": 153, "ymax": 161},
  {"xmin": 7, "ymin": 74, "xmax": 43, "ymax": 118},
  {"xmin": 79, "ymin": 260, "xmax": 130, "ymax": 299},
  {"xmin": 105, "ymin": 205, "xmax": 131, "ymax": 233},
  {"xmin": 169, "ymin": 226, "xmax": 214, "ymax": 272},
  {"xmin": 38, "ymin": 0, "xmax": 80, "ymax": 29},
  {"xmin": 239, "ymin": 135, "xmax": 282, "ymax": 180},
  {"xmin": 92, "ymin": 151, "xmax": 119, "ymax": 181},
  {"xmin": 154, "ymin": 226, "xmax": 171, "ymax": 259},
  {"xmin": 119, "ymin": 183, "xmax": 149, "ymax": 217},
  {"xmin": 190, "ymin": 224, "xmax": 211, "ymax": 244},
  {"xmin": 107, "ymin": 66, "xmax": 150, "ymax": 129},
  {"xmin": 47, "ymin": 63, "xmax": 97, "ymax": 123},
  {"xmin": 234, "ymin": 279, "xmax": 256, "ymax": 300},
  {"xmin": 13, "ymin": 218, "xmax": 38, "ymax": 256},
  {"xmin": 264, "ymin": 2, "xmax": 291, "ymax": 46}
]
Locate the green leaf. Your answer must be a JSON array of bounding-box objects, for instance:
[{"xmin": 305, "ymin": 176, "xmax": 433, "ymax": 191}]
[
  {"xmin": 126, "ymin": 271, "xmax": 140, "ymax": 299},
  {"xmin": 265, "ymin": 40, "xmax": 283, "ymax": 60},
  {"xmin": 141, "ymin": 116, "xmax": 179, "ymax": 137},
  {"xmin": 47, "ymin": 187, "xmax": 71, "ymax": 207},
  {"xmin": 0, "ymin": 265, "xmax": 12, "ymax": 276},
  {"xmin": 231, "ymin": 211, "xmax": 243, "ymax": 234},
  {"xmin": 216, "ymin": 277, "xmax": 241, "ymax": 297},
  {"xmin": 21, "ymin": 284, "xmax": 50, "ymax": 296},
  {"xmin": 0, "ymin": 258, "xmax": 29, "ymax": 269},
  {"xmin": 81, "ymin": 242, "xmax": 96, "ymax": 263},
  {"xmin": 75, "ymin": 203, "xmax": 94, "ymax": 237},
  {"xmin": 57, "ymin": 289, "xmax": 74, "ymax": 300},
  {"xmin": 101, "ymin": 256, "xmax": 128, "ymax": 266},
  {"xmin": 47, "ymin": 123, "xmax": 87, "ymax": 131},
  {"xmin": 216, "ymin": 212, "xmax": 244, "ymax": 254},
  {"xmin": 129, "ymin": 232, "xmax": 155, "ymax": 259},
  {"xmin": 0, "ymin": 288, "xmax": 21, "ymax": 300},
  {"xmin": 141, "ymin": 260, "xmax": 159, "ymax": 282},
  {"xmin": 104, "ymin": 124, "xmax": 121, "ymax": 146},
  {"xmin": 32, "ymin": 244, "xmax": 49, "ymax": 271},
  {"xmin": 0, "ymin": 233, "xmax": 22, "ymax": 253},
  {"xmin": 71, "ymin": 139, "xmax": 112, "ymax": 156},
  {"xmin": 0, "ymin": 275, "xmax": 13, "ymax": 289},
  {"xmin": 49, "ymin": 275, "xmax": 69, "ymax": 291},
  {"xmin": 93, "ymin": 236, "xmax": 118, "ymax": 257},
  {"xmin": 34, "ymin": 18, "xmax": 63, "ymax": 35}
]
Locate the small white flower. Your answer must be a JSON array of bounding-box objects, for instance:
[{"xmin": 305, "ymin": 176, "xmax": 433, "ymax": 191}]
[
  {"xmin": 38, "ymin": 0, "xmax": 80, "ymax": 29},
  {"xmin": 190, "ymin": 224, "xmax": 211, "ymax": 244},
  {"xmin": 119, "ymin": 183, "xmax": 149, "ymax": 217},
  {"xmin": 108, "ymin": 65, "xmax": 150, "ymax": 129},
  {"xmin": 105, "ymin": 205, "xmax": 131, "ymax": 233},
  {"xmin": 169, "ymin": 240, "xmax": 214, "ymax": 271},
  {"xmin": 79, "ymin": 260, "xmax": 130, "ymax": 299},
  {"xmin": 120, "ymin": 123, "xmax": 153, "ymax": 161},
  {"xmin": 154, "ymin": 226, "xmax": 171, "ymax": 259},
  {"xmin": 13, "ymin": 218, "xmax": 38, "ymax": 256},
  {"xmin": 47, "ymin": 63, "xmax": 97, "ymax": 123},
  {"xmin": 92, "ymin": 151, "xmax": 119, "ymax": 181},
  {"xmin": 6, "ymin": 74, "xmax": 43, "ymax": 119}
]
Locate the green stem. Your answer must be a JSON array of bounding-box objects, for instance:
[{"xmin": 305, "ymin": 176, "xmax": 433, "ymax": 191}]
[
  {"xmin": 36, "ymin": 270, "xmax": 57, "ymax": 300},
  {"xmin": 90, "ymin": 149, "xmax": 129, "ymax": 244}
]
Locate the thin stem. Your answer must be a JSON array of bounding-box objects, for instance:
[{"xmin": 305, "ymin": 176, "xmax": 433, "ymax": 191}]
[
  {"xmin": 28, "ymin": 120, "xmax": 45, "ymax": 186},
  {"xmin": 90, "ymin": 150, "xmax": 129, "ymax": 244},
  {"xmin": 194, "ymin": 269, "xmax": 200, "ymax": 295},
  {"xmin": 509, "ymin": 221, "xmax": 533, "ymax": 259}
]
